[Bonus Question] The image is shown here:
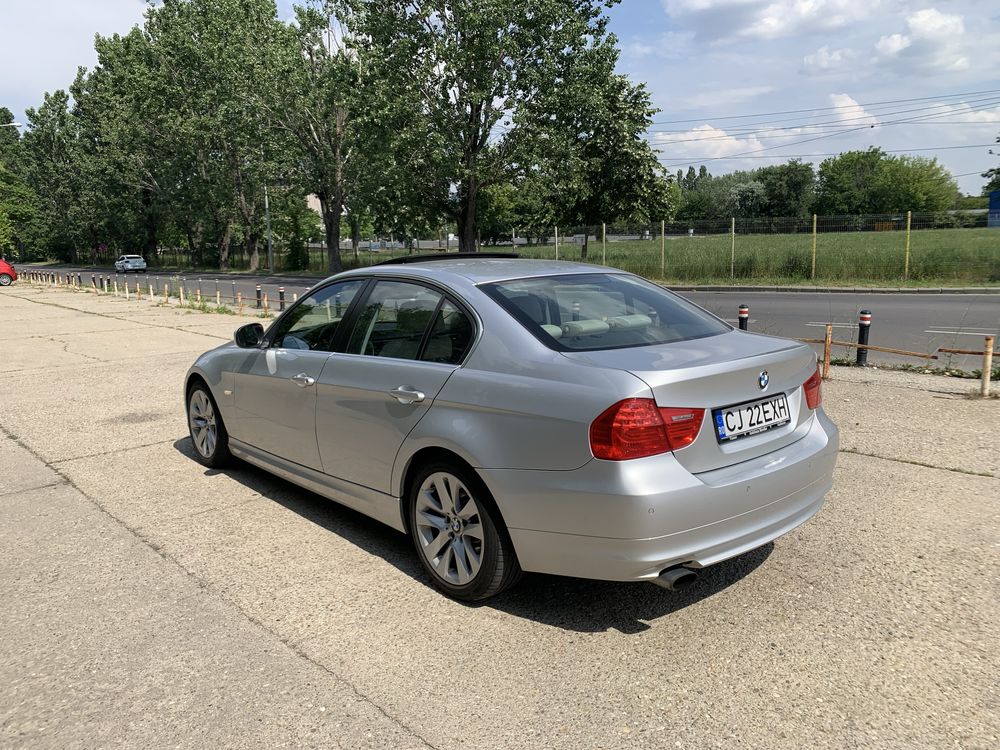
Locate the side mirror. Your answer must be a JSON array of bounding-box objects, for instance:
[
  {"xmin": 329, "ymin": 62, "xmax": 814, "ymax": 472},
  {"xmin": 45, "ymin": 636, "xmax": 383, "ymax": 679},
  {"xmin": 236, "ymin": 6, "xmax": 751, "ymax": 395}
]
[{"xmin": 234, "ymin": 322, "xmax": 265, "ymax": 348}]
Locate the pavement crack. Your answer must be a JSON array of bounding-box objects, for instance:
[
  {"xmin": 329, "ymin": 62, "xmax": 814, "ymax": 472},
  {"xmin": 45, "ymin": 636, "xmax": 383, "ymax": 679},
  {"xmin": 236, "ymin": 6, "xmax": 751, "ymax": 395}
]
[
  {"xmin": 838, "ymin": 447, "xmax": 995, "ymax": 478},
  {"xmin": 0, "ymin": 421, "xmax": 441, "ymax": 750},
  {"xmin": 6, "ymin": 292, "xmax": 229, "ymax": 341},
  {"xmin": 52, "ymin": 438, "xmax": 180, "ymax": 464},
  {"xmin": 0, "ymin": 480, "xmax": 67, "ymax": 499}
]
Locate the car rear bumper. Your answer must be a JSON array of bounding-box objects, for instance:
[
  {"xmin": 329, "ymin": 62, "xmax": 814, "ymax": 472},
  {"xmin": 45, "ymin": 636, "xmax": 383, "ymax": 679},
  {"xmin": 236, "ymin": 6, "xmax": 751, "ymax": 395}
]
[{"xmin": 482, "ymin": 410, "xmax": 838, "ymax": 582}]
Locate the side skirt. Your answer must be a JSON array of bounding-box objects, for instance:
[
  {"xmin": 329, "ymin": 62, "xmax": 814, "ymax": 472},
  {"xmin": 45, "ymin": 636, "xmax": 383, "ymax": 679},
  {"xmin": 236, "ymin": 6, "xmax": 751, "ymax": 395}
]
[{"xmin": 229, "ymin": 438, "xmax": 406, "ymax": 533}]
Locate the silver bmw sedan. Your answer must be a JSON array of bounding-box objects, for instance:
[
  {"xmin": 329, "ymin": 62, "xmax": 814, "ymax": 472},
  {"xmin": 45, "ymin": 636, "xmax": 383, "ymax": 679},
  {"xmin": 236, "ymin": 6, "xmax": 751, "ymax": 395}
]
[{"xmin": 185, "ymin": 256, "xmax": 838, "ymax": 600}]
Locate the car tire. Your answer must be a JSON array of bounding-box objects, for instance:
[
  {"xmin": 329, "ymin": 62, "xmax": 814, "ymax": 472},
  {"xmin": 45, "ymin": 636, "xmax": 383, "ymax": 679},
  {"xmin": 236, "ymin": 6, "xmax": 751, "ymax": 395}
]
[
  {"xmin": 0, "ymin": 274, "xmax": 11, "ymax": 286},
  {"xmin": 186, "ymin": 382, "xmax": 233, "ymax": 468},
  {"xmin": 408, "ymin": 461, "xmax": 522, "ymax": 601}
]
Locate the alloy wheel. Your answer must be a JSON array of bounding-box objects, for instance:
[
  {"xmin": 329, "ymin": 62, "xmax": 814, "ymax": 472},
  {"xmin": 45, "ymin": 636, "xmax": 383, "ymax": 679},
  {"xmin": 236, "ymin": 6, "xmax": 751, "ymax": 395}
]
[
  {"xmin": 188, "ymin": 389, "xmax": 217, "ymax": 459},
  {"xmin": 414, "ymin": 472, "xmax": 485, "ymax": 585}
]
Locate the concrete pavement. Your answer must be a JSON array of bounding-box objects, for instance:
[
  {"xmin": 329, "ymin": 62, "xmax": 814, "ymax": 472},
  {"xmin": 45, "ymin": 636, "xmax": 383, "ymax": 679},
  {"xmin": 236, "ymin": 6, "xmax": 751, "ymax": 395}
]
[{"xmin": 2, "ymin": 284, "xmax": 998, "ymax": 748}]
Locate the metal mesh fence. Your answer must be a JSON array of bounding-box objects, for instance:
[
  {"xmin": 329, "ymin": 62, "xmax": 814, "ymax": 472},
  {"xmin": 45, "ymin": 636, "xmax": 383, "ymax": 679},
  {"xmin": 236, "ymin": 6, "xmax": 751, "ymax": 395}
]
[{"xmin": 97, "ymin": 210, "xmax": 997, "ymax": 283}]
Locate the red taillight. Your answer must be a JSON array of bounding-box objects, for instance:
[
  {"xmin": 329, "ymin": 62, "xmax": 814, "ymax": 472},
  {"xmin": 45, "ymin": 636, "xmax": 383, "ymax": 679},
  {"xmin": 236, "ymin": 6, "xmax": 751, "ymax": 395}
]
[
  {"xmin": 803, "ymin": 365, "xmax": 822, "ymax": 410},
  {"xmin": 590, "ymin": 399, "xmax": 704, "ymax": 460},
  {"xmin": 659, "ymin": 406, "xmax": 704, "ymax": 450}
]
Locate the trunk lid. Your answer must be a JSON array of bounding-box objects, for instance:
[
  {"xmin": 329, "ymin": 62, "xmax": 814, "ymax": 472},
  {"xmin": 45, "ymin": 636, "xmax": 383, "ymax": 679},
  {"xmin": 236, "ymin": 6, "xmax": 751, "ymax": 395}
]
[{"xmin": 562, "ymin": 330, "xmax": 818, "ymax": 474}]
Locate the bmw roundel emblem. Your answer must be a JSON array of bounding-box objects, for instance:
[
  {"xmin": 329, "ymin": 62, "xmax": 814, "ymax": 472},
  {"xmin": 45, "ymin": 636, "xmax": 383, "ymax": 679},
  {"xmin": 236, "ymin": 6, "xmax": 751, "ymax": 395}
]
[{"xmin": 758, "ymin": 370, "xmax": 769, "ymax": 390}]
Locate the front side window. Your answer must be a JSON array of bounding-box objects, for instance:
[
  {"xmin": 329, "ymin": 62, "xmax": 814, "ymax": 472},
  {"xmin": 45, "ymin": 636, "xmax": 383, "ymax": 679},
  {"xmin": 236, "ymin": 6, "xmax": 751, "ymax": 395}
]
[
  {"xmin": 482, "ymin": 273, "xmax": 730, "ymax": 351},
  {"xmin": 270, "ymin": 279, "xmax": 366, "ymax": 352}
]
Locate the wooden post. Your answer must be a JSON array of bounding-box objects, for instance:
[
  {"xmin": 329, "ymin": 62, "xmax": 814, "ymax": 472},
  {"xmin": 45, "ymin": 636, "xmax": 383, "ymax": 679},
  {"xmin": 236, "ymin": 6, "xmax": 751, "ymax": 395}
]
[
  {"xmin": 661, "ymin": 220, "xmax": 666, "ymax": 278},
  {"xmin": 822, "ymin": 324, "xmax": 833, "ymax": 380},
  {"xmin": 263, "ymin": 293, "xmax": 269, "ymax": 313},
  {"xmin": 730, "ymin": 216, "xmax": 736, "ymax": 280},
  {"xmin": 237, "ymin": 291, "xmax": 243, "ymax": 315},
  {"xmin": 811, "ymin": 213, "xmax": 817, "ymax": 280},
  {"xmin": 601, "ymin": 222, "xmax": 606, "ymax": 266},
  {"xmin": 135, "ymin": 281, "xmax": 141, "ymax": 300},
  {"xmin": 216, "ymin": 288, "xmax": 221, "ymax": 306},
  {"xmin": 904, "ymin": 210, "xmax": 912, "ymax": 280},
  {"xmin": 554, "ymin": 226, "xmax": 559, "ymax": 260},
  {"xmin": 164, "ymin": 283, "xmax": 169, "ymax": 303},
  {"xmin": 149, "ymin": 283, "xmax": 154, "ymax": 299},
  {"xmin": 179, "ymin": 283, "xmax": 185, "ymax": 305},
  {"xmin": 982, "ymin": 336, "xmax": 995, "ymax": 398}
]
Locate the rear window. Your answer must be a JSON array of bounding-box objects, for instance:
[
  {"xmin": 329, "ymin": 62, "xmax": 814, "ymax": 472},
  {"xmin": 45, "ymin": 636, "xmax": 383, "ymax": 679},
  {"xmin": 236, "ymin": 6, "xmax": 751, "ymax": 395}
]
[{"xmin": 482, "ymin": 273, "xmax": 730, "ymax": 351}]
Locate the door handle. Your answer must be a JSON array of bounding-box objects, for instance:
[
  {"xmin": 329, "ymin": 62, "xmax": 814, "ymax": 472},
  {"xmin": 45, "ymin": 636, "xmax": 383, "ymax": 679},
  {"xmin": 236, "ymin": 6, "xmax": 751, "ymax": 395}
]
[
  {"xmin": 389, "ymin": 386, "xmax": 425, "ymax": 404},
  {"xmin": 291, "ymin": 373, "xmax": 316, "ymax": 387}
]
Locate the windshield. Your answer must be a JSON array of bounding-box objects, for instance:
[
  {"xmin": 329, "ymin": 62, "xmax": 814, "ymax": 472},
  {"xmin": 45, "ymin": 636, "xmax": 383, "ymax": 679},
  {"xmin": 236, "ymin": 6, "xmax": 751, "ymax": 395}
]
[{"xmin": 482, "ymin": 273, "xmax": 730, "ymax": 351}]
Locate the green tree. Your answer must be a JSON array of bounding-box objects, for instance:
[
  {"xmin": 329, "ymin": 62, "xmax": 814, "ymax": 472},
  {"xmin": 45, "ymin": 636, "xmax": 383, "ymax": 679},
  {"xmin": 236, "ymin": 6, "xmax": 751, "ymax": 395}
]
[
  {"xmin": 349, "ymin": 0, "xmax": 646, "ymax": 252},
  {"xmin": 983, "ymin": 132, "xmax": 1000, "ymax": 194},
  {"xmin": 814, "ymin": 148, "xmax": 957, "ymax": 214},
  {"xmin": 756, "ymin": 160, "xmax": 815, "ymax": 217}
]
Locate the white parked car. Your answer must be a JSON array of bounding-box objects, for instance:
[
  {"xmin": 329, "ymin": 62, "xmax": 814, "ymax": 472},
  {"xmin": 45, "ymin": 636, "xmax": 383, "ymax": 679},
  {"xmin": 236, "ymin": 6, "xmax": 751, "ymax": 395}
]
[{"xmin": 115, "ymin": 254, "xmax": 147, "ymax": 273}]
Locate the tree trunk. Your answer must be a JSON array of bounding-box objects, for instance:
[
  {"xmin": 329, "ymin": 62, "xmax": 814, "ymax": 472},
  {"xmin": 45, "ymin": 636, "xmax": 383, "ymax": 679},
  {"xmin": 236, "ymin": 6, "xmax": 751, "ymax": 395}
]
[
  {"xmin": 456, "ymin": 177, "xmax": 479, "ymax": 252},
  {"xmin": 248, "ymin": 232, "xmax": 259, "ymax": 272},
  {"xmin": 350, "ymin": 214, "xmax": 361, "ymax": 259},
  {"xmin": 319, "ymin": 193, "xmax": 343, "ymax": 273},
  {"xmin": 581, "ymin": 230, "xmax": 589, "ymax": 261},
  {"xmin": 218, "ymin": 217, "xmax": 233, "ymax": 271}
]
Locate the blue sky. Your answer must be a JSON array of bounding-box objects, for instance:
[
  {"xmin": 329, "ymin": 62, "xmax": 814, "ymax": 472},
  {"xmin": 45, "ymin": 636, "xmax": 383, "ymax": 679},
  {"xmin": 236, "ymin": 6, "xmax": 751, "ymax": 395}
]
[{"xmin": 1, "ymin": 0, "xmax": 998, "ymax": 194}]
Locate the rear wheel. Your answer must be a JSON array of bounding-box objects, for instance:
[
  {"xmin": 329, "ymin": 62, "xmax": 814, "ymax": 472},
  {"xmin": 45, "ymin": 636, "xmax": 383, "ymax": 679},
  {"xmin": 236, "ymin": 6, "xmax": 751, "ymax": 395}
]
[
  {"xmin": 408, "ymin": 461, "xmax": 522, "ymax": 601},
  {"xmin": 0, "ymin": 274, "xmax": 11, "ymax": 286},
  {"xmin": 187, "ymin": 383, "xmax": 232, "ymax": 468}
]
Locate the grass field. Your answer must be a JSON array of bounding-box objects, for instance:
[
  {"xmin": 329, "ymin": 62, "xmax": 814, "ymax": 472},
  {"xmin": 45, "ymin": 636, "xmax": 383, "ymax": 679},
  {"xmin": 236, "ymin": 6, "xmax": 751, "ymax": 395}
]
[{"xmin": 331, "ymin": 226, "xmax": 999, "ymax": 285}]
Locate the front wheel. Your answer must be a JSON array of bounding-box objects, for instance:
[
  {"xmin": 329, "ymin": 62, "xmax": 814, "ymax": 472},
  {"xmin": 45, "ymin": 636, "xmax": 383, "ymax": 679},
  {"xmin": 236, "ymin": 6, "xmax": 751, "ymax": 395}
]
[
  {"xmin": 187, "ymin": 383, "xmax": 232, "ymax": 468},
  {"xmin": 0, "ymin": 274, "xmax": 11, "ymax": 286},
  {"xmin": 408, "ymin": 462, "xmax": 522, "ymax": 601}
]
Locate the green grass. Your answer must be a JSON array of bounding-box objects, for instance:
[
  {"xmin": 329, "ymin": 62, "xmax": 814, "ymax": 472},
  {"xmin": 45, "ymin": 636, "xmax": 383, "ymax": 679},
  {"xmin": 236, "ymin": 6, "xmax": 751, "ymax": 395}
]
[{"xmin": 507, "ymin": 227, "xmax": 1000, "ymax": 284}]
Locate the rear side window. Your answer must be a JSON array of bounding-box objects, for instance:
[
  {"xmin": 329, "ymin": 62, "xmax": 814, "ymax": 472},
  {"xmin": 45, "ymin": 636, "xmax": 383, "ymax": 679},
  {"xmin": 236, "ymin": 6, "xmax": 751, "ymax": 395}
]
[{"xmin": 482, "ymin": 273, "xmax": 730, "ymax": 351}]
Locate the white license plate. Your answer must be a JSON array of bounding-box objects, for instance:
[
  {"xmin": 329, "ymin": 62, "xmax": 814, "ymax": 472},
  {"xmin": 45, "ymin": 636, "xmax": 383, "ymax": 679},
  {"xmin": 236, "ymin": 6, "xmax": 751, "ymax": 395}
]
[{"xmin": 713, "ymin": 394, "xmax": 790, "ymax": 443}]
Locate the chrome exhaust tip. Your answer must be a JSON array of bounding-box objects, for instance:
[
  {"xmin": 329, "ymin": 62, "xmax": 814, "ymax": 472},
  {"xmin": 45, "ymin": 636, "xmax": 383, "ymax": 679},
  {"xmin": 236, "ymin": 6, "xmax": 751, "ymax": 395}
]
[{"xmin": 653, "ymin": 565, "xmax": 699, "ymax": 591}]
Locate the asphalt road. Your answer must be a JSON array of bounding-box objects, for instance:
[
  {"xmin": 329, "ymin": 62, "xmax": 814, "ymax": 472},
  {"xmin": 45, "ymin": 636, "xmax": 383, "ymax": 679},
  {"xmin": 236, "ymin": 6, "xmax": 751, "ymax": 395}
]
[
  {"xmin": 2, "ymin": 284, "xmax": 998, "ymax": 749},
  {"xmin": 20, "ymin": 264, "xmax": 1000, "ymax": 370}
]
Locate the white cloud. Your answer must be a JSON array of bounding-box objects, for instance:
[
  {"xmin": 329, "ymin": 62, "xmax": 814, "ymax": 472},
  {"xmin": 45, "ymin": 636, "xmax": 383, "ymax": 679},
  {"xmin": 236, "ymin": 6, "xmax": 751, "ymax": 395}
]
[
  {"xmin": 828, "ymin": 93, "xmax": 879, "ymax": 126},
  {"xmin": 874, "ymin": 8, "xmax": 971, "ymax": 72},
  {"xmin": 0, "ymin": 0, "xmax": 147, "ymax": 119},
  {"xmin": 660, "ymin": 0, "xmax": 876, "ymax": 41},
  {"xmin": 802, "ymin": 45, "xmax": 858, "ymax": 74}
]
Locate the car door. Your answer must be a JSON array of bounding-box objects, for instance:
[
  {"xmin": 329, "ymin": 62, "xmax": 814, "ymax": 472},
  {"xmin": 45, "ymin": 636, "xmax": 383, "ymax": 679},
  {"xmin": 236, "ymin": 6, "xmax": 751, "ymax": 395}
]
[
  {"xmin": 231, "ymin": 278, "xmax": 367, "ymax": 469},
  {"xmin": 315, "ymin": 279, "xmax": 476, "ymax": 493}
]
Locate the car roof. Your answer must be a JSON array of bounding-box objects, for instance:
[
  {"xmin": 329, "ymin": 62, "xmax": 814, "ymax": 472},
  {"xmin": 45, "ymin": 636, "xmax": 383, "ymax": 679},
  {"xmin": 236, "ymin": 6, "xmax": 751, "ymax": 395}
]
[{"xmin": 337, "ymin": 257, "xmax": 623, "ymax": 286}]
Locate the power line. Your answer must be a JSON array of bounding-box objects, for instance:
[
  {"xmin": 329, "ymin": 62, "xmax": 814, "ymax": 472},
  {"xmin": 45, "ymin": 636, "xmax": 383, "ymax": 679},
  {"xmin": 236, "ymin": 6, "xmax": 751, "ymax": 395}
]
[
  {"xmin": 658, "ymin": 143, "xmax": 997, "ymax": 165},
  {"xmin": 649, "ymin": 88, "xmax": 1000, "ymax": 125},
  {"xmin": 646, "ymin": 96, "xmax": 1000, "ymax": 144}
]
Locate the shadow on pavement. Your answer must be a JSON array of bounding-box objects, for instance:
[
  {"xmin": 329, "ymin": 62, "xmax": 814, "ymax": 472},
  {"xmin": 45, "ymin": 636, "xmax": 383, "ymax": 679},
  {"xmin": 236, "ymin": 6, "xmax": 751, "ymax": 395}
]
[{"xmin": 174, "ymin": 437, "xmax": 773, "ymax": 634}]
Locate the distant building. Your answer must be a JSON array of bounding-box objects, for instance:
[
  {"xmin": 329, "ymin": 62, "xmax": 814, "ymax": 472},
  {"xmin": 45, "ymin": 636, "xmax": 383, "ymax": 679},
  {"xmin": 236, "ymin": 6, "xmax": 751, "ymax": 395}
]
[{"xmin": 990, "ymin": 190, "xmax": 1000, "ymax": 228}]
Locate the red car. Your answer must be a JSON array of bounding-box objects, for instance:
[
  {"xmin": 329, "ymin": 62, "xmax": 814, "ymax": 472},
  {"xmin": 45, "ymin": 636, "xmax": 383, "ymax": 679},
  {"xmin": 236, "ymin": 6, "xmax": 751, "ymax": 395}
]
[{"xmin": 0, "ymin": 259, "xmax": 17, "ymax": 286}]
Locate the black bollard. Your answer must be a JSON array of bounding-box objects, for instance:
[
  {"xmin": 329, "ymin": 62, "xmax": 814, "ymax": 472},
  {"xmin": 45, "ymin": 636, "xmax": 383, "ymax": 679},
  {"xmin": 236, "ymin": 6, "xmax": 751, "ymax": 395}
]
[
  {"xmin": 738, "ymin": 304, "xmax": 749, "ymax": 331},
  {"xmin": 856, "ymin": 310, "xmax": 872, "ymax": 366},
  {"xmin": 278, "ymin": 286, "xmax": 285, "ymax": 311},
  {"xmin": 255, "ymin": 284, "xmax": 262, "ymax": 309}
]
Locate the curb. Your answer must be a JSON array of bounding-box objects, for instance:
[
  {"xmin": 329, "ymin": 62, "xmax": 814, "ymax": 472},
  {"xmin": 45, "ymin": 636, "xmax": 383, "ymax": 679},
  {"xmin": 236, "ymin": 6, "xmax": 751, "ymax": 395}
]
[{"xmin": 669, "ymin": 285, "xmax": 1000, "ymax": 294}]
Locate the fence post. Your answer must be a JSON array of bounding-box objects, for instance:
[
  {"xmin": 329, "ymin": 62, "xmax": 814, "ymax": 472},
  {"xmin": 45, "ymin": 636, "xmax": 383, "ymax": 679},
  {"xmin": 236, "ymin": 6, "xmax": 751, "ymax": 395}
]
[
  {"xmin": 856, "ymin": 310, "xmax": 871, "ymax": 366},
  {"xmin": 660, "ymin": 220, "xmax": 666, "ymax": 278},
  {"xmin": 904, "ymin": 210, "xmax": 912, "ymax": 280},
  {"xmin": 602, "ymin": 222, "xmax": 606, "ymax": 266},
  {"xmin": 811, "ymin": 213, "xmax": 817, "ymax": 280},
  {"xmin": 982, "ymin": 336, "xmax": 995, "ymax": 398},
  {"xmin": 554, "ymin": 226, "xmax": 559, "ymax": 260},
  {"xmin": 822, "ymin": 324, "xmax": 833, "ymax": 380},
  {"xmin": 730, "ymin": 217, "xmax": 736, "ymax": 280},
  {"xmin": 738, "ymin": 304, "xmax": 749, "ymax": 331}
]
